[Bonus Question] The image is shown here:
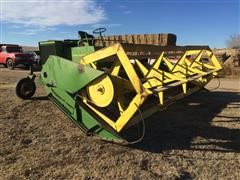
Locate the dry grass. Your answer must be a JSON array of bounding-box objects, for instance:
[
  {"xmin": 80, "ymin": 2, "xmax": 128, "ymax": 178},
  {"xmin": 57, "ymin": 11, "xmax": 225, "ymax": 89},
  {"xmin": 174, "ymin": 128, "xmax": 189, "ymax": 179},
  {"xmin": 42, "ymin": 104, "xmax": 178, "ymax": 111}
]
[{"xmin": 0, "ymin": 66, "xmax": 239, "ymax": 179}]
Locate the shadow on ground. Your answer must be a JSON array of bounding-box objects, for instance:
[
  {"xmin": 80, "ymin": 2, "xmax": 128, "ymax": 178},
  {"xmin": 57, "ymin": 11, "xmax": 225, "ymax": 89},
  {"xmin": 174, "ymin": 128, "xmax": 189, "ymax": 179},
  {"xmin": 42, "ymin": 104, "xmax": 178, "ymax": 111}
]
[
  {"xmin": 0, "ymin": 64, "xmax": 41, "ymax": 71},
  {"xmin": 22, "ymin": 86, "xmax": 240, "ymax": 154},
  {"xmin": 31, "ymin": 96, "xmax": 49, "ymax": 101},
  {"xmin": 125, "ymin": 91, "xmax": 240, "ymax": 153}
]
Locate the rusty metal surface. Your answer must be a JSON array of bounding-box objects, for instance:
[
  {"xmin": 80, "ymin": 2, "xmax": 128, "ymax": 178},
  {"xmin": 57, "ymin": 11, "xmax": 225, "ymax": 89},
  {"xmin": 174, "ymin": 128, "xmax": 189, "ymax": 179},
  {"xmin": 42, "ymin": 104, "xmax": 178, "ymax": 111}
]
[{"xmin": 96, "ymin": 43, "xmax": 210, "ymax": 59}]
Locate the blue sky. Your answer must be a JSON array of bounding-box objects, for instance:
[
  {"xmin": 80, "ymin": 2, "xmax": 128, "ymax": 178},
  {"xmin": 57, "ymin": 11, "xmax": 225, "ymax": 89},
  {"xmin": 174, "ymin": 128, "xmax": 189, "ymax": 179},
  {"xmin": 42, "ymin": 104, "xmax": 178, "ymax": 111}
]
[{"xmin": 1, "ymin": 0, "xmax": 239, "ymax": 48}]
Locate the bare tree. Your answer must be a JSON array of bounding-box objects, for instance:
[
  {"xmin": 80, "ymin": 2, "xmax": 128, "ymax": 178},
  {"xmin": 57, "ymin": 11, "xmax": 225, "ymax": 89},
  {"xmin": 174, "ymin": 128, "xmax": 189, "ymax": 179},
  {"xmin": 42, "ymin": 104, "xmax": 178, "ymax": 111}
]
[{"xmin": 226, "ymin": 34, "xmax": 240, "ymax": 49}]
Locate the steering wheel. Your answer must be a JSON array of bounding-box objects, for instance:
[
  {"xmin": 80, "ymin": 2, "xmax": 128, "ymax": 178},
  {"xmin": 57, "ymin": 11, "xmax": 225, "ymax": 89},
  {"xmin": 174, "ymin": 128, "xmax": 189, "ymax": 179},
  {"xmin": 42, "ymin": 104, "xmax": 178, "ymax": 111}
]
[{"xmin": 93, "ymin": 27, "xmax": 106, "ymax": 36}]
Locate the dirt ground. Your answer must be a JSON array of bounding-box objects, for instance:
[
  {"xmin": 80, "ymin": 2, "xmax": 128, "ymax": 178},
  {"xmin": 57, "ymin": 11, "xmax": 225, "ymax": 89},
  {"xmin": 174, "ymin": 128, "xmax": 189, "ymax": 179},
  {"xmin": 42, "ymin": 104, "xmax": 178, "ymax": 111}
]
[{"xmin": 0, "ymin": 66, "xmax": 239, "ymax": 179}]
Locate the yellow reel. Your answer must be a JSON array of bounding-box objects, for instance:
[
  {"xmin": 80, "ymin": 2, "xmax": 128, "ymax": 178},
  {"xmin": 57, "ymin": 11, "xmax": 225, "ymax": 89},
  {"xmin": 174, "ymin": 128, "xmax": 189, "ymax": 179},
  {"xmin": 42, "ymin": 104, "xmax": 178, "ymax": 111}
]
[{"xmin": 87, "ymin": 74, "xmax": 114, "ymax": 107}]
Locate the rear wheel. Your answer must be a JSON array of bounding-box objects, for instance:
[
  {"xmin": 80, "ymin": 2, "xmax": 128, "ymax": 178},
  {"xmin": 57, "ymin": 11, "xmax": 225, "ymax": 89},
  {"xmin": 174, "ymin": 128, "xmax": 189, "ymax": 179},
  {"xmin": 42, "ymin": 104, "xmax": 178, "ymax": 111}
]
[
  {"xmin": 16, "ymin": 78, "xmax": 36, "ymax": 99},
  {"xmin": 6, "ymin": 59, "xmax": 14, "ymax": 70}
]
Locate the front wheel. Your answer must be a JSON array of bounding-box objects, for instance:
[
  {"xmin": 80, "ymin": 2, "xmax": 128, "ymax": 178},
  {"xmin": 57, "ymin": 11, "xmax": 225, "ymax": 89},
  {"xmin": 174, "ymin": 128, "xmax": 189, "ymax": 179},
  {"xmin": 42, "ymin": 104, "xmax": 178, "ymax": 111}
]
[
  {"xmin": 6, "ymin": 59, "xmax": 14, "ymax": 70},
  {"xmin": 16, "ymin": 77, "xmax": 36, "ymax": 99}
]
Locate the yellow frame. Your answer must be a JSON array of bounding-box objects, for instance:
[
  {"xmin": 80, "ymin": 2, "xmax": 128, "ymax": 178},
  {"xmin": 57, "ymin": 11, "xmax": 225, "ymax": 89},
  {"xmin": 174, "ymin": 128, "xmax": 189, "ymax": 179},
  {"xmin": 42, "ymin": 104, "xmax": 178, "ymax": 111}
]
[
  {"xmin": 80, "ymin": 43, "xmax": 147, "ymax": 132},
  {"xmin": 80, "ymin": 44, "xmax": 222, "ymax": 132}
]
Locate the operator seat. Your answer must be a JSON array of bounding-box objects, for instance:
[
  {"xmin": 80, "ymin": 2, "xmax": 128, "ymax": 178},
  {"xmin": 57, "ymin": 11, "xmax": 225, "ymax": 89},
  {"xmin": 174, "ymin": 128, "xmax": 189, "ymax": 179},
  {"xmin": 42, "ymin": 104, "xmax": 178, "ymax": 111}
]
[{"xmin": 78, "ymin": 31, "xmax": 95, "ymax": 46}]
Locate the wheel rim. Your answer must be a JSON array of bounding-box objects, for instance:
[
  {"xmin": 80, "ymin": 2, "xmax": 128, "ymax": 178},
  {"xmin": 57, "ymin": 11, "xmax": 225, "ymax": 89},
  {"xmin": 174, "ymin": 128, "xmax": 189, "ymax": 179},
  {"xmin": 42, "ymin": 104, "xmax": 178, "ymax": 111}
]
[
  {"xmin": 20, "ymin": 81, "xmax": 34, "ymax": 96},
  {"xmin": 7, "ymin": 60, "xmax": 13, "ymax": 68},
  {"xmin": 16, "ymin": 78, "xmax": 36, "ymax": 99}
]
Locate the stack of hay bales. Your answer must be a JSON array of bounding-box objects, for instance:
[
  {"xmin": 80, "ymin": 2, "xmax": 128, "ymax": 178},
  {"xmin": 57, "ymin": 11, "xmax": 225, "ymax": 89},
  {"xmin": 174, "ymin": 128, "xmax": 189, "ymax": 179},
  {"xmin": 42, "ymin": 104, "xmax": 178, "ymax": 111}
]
[
  {"xmin": 212, "ymin": 48, "xmax": 240, "ymax": 76},
  {"xmin": 94, "ymin": 33, "xmax": 177, "ymax": 46}
]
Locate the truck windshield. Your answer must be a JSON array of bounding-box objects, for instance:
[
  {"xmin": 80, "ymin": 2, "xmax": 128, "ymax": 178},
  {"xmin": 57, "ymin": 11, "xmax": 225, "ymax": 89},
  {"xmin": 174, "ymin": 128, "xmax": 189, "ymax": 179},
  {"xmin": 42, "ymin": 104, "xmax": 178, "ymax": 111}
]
[{"xmin": 6, "ymin": 46, "xmax": 22, "ymax": 53}]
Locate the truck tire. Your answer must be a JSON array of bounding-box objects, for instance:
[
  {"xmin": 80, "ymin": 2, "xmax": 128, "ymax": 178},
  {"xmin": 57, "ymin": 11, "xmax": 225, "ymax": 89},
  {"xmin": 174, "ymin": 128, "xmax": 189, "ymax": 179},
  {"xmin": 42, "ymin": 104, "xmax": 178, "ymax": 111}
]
[
  {"xmin": 6, "ymin": 59, "xmax": 14, "ymax": 70},
  {"xmin": 16, "ymin": 77, "xmax": 36, "ymax": 99}
]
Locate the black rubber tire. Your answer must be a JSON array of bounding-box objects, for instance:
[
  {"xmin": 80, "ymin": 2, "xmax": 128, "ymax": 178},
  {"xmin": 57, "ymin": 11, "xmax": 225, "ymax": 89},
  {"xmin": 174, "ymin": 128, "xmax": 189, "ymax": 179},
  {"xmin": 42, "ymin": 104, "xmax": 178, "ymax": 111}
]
[
  {"xmin": 6, "ymin": 59, "xmax": 14, "ymax": 70},
  {"xmin": 16, "ymin": 78, "xmax": 36, "ymax": 99}
]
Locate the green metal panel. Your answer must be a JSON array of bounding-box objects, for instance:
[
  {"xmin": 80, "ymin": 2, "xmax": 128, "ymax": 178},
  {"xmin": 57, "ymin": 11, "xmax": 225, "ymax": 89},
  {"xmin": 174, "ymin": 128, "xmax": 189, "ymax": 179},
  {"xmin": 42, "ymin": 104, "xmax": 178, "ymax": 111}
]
[
  {"xmin": 39, "ymin": 40, "xmax": 95, "ymax": 64},
  {"xmin": 41, "ymin": 55, "xmax": 104, "ymax": 93},
  {"xmin": 63, "ymin": 40, "xmax": 79, "ymax": 60},
  {"xmin": 39, "ymin": 41, "xmax": 65, "ymax": 64},
  {"xmin": 71, "ymin": 46, "xmax": 95, "ymax": 63},
  {"xmin": 48, "ymin": 89, "xmax": 123, "ymax": 143},
  {"xmin": 40, "ymin": 55, "xmax": 124, "ymax": 143}
]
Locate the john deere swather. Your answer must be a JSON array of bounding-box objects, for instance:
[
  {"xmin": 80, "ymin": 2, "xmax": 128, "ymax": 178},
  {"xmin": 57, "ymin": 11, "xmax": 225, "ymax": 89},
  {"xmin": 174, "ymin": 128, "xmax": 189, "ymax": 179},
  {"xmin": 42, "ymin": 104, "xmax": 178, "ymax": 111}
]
[{"xmin": 16, "ymin": 28, "xmax": 222, "ymax": 144}]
